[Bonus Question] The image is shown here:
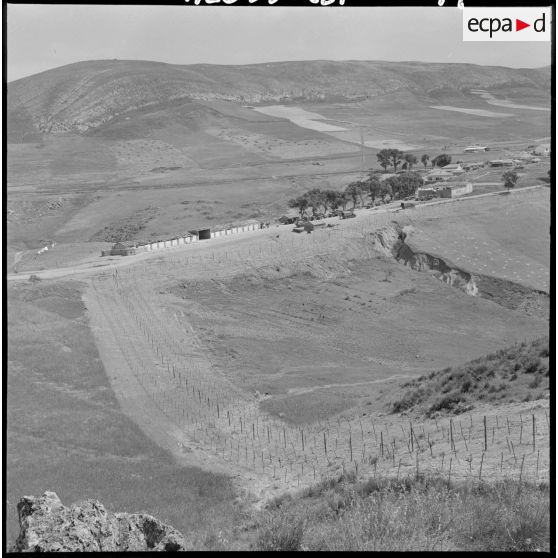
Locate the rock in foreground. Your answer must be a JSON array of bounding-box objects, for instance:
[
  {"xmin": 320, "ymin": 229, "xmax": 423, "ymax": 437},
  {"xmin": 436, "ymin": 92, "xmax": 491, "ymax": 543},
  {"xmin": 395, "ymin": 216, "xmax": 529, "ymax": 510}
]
[{"xmin": 13, "ymin": 491, "xmax": 187, "ymax": 552}]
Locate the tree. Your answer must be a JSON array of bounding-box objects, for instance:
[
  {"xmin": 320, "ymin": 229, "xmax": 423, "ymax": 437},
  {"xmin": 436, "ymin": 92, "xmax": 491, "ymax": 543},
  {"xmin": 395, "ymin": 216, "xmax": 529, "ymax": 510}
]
[
  {"xmin": 379, "ymin": 180, "xmax": 393, "ymax": 203},
  {"xmin": 391, "ymin": 172, "xmax": 423, "ymax": 199},
  {"xmin": 338, "ymin": 191, "xmax": 351, "ymax": 210},
  {"xmin": 388, "ymin": 149, "xmax": 404, "ymax": 172},
  {"xmin": 502, "ymin": 170, "xmax": 518, "ymax": 191},
  {"xmin": 404, "ymin": 153, "xmax": 418, "ymax": 170},
  {"xmin": 376, "ymin": 149, "xmax": 391, "ymax": 171},
  {"xmin": 421, "ymin": 154, "xmax": 430, "ymax": 169},
  {"xmin": 288, "ymin": 195, "xmax": 309, "ymax": 218},
  {"xmin": 305, "ymin": 188, "xmax": 327, "ymax": 217},
  {"xmin": 345, "ymin": 181, "xmax": 366, "ymax": 209},
  {"xmin": 365, "ymin": 174, "xmax": 381, "ymax": 205},
  {"xmin": 431, "ymin": 154, "xmax": 452, "ymax": 168},
  {"xmin": 324, "ymin": 189, "xmax": 342, "ymax": 212}
]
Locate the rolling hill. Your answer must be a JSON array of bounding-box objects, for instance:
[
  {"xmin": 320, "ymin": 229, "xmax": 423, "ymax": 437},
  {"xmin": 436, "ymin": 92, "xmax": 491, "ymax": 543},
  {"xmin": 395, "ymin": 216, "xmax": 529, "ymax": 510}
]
[{"xmin": 8, "ymin": 59, "xmax": 550, "ymax": 138}]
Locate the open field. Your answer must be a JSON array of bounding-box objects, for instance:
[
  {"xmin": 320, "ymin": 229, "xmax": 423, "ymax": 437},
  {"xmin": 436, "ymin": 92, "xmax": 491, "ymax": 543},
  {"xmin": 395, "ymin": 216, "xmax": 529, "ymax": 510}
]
[{"xmin": 398, "ymin": 188, "xmax": 550, "ymax": 292}]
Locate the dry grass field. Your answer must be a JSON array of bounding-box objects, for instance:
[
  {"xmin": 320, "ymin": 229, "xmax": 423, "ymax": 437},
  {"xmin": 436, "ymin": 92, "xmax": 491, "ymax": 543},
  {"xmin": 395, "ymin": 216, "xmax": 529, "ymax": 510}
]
[{"xmin": 398, "ymin": 188, "xmax": 550, "ymax": 292}]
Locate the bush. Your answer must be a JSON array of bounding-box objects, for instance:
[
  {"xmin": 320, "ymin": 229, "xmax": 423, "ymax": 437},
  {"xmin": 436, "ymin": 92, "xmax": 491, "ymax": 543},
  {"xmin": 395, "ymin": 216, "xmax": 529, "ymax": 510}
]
[
  {"xmin": 428, "ymin": 393, "xmax": 464, "ymax": 415},
  {"xmin": 255, "ymin": 511, "xmax": 304, "ymax": 551},
  {"xmin": 524, "ymin": 359, "xmax": 541, "ymax": 374},
  {"xmin": 453, "ymin": 482, "xmax": 549, "ymax": 551},
  {"xmin": 529, "ymin": 375, "xmax": 542, "ymax": 389}
]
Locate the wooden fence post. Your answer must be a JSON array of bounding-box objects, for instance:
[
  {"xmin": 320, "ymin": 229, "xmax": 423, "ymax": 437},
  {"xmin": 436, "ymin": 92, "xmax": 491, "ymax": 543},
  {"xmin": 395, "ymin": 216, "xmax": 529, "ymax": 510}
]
[{"xmin": 532, "ymin": 414, "xmax": 536, "ymax": 452}]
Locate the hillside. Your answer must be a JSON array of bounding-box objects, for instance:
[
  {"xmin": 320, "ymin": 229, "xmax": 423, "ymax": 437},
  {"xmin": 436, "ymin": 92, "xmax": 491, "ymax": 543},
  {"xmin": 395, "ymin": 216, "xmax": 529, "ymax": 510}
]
[
  {"xmin": 391, "ymin": 337, "xmax": 549, "ymax": 418},
  {"xmin": 7, "ymin": 59, "xmax": 550, "ymax": 138}
]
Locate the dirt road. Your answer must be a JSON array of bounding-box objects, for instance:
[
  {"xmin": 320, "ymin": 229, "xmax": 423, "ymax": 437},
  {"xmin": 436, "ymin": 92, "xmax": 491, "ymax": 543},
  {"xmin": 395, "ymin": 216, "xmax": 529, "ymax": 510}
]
[{"xmin": 7, "ymin": 185, "xmax": 545, "ymax": 284}]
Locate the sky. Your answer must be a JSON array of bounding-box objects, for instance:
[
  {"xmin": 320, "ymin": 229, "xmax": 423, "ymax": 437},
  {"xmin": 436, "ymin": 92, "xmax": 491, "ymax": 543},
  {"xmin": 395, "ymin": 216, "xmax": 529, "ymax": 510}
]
[{"xmin": 7, "ymin": 4, "xmax": 552, "ymax": 82}]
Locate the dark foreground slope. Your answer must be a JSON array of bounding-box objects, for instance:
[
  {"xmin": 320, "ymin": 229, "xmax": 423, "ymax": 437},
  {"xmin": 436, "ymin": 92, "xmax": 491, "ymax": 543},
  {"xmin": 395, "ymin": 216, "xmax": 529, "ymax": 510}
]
[{"xmin": 6, "ymin": 280, "xmax": 247, "ymax": 550}]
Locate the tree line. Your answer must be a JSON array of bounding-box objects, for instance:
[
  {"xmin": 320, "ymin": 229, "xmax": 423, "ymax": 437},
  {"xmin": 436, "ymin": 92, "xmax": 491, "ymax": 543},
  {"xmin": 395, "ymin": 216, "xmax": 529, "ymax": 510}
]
[
  {"xmin": 288, "ymin": 172, "xmax": 422, "ymax": 218},
  {"xmin": 287, "ymin": 149, "xmax": 453, "ymax": 218},
  {"xmin": 375, "ymin": 148, "xmax": 452, "ymax": 172}
]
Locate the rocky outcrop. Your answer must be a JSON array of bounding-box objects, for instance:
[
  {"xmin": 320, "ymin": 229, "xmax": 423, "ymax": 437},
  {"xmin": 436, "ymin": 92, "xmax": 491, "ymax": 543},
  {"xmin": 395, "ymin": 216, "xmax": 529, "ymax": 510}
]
[{"xmin": 12, "ymin": 491, "xmax": 187, "ymax": 552}]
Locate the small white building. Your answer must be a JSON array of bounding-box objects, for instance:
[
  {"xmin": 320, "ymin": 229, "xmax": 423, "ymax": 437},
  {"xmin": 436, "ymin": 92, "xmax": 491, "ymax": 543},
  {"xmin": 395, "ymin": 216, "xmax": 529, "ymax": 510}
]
[
  {"xmin": 424, "ymin": 169, "xmax": 455, "ymax": 183},
  {"xmin": 439, "ymin": 182, "xmax": 474, "ymax": 198},
  {"xmin": 533, "ymin": 144, "xmax": 550, "ymax": 157},
  {"xmin": 462, "ymin": 161, "xmax": 485, "ymax": 171},
  {"xmin": 464, "ymin": 145, "xmax": 487, "ymax": 153},
  {"xmin": 440, "ymin": 163, "xmax": 465, "ymax": 175},
  {"xmin": 488, "ymin": 159, "xmax": 514, "ymax": 168}
]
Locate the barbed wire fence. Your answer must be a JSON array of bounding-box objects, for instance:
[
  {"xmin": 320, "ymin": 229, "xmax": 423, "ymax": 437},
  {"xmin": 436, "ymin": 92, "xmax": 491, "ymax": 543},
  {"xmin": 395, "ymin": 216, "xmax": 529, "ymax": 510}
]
[{"xmin": 88, "ymin": 188, "xmax": 549, "ymax": 490}]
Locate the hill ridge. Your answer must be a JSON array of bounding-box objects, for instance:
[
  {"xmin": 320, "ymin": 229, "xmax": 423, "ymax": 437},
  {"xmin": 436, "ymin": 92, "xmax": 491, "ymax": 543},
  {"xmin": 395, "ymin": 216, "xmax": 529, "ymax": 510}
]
[{"xmin": 8, "ymin": 59, "xmax": 550, "ymax": 137}]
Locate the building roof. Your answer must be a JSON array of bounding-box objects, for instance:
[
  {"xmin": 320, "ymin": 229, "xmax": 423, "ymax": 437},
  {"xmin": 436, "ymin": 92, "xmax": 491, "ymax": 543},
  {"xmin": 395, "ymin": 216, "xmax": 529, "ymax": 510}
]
[
  {"xmin": 112, "ymin": 242, "xmax": 135, "ymax": 249},
  {"xmin": 441, "ymin": 164, "xmax": 462, "ymax": 170},
  {"xmin": 439, "ymin": 181, "xmax": 472, "ymax": 189},
  {"xmin": 425, "ymin": 169, "xmax": 454, "ymax": 177}
]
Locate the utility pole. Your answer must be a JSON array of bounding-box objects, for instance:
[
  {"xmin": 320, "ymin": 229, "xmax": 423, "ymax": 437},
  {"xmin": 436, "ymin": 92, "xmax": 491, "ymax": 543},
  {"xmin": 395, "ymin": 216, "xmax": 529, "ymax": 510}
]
[{"xmin": 359, "ymin": 126, "xmax": 364, "ymax": 174}]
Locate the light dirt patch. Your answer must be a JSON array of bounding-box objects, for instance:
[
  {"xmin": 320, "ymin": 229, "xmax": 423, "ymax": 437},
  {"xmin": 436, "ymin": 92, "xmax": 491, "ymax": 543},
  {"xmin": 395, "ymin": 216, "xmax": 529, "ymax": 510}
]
[
  {"xmin": 252, "ymin": 105, "xmax": 349, "ymax": 132},
  {"xmin": 470, "ymin": 90, "xmax": 550, "ymax": 111},
  {"xmin": 430, "ymin": 105, "xmax": 514, "ymax": 118}
]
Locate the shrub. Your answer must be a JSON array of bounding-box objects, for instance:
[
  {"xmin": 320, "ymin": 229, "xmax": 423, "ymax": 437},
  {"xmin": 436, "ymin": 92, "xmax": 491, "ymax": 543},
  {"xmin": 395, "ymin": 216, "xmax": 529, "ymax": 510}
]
[
  {"xmin": 524, "ymin": 359, "xmax": 541, "ymax": 374},
  {"xmin": 529, "ymin": 375, "xmax": 542, "ymax": 389},
  {"xmin": 255, "ymin": 511, "xmax": 304, "ymax": 551},
  {"xmin": 428, "ymin": 393, "xmax": 463, "ymax": 415}
]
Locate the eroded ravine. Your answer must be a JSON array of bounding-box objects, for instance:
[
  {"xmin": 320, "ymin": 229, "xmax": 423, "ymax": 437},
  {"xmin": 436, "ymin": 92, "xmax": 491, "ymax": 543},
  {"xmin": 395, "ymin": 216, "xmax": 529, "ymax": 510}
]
[{"xmin": 371, "ymin": 224, "xmax": 549, "ymax": 319}]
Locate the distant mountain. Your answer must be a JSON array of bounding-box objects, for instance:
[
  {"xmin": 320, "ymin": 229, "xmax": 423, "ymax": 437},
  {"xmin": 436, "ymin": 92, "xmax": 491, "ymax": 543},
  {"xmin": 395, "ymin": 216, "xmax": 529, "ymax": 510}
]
[{"xmin": 7, "ymin": 59, "xmax": 550, "ymax": 138}]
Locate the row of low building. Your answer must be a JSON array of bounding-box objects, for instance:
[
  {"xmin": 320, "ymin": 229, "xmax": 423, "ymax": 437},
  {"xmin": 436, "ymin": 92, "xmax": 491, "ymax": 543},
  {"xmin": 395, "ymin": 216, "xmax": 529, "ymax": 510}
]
[
  {"xmin": 101, "ymin": 220, "xmax": 262, "ymax": 257},
  {"xmin": 463, "ymin": 143, "xmax": 550, "ymax": 157}
]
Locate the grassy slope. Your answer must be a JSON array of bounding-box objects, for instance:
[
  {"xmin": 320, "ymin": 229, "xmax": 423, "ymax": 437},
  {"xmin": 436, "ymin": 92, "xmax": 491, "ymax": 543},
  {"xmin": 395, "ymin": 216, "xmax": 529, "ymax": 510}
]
[
  {"xmin": 6, "ymin": 280, "xmax": 248, "ymax": 550},
  {"xmin": 391, "ymin": 337, "xmax": 549, "ymax": 417},
  {"xmin": 249, "ymin": 474, "xmax": 550, "ymax": 552}
]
